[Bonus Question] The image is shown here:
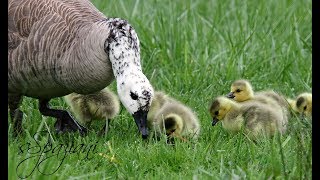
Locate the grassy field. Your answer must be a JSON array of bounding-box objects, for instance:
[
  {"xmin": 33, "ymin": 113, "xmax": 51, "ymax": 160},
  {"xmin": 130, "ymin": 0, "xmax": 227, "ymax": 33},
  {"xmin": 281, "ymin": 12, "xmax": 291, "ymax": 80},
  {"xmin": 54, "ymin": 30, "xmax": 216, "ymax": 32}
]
[{"xmin": 8, "ymin": 0, "xmax": 312, "ymax": 179}]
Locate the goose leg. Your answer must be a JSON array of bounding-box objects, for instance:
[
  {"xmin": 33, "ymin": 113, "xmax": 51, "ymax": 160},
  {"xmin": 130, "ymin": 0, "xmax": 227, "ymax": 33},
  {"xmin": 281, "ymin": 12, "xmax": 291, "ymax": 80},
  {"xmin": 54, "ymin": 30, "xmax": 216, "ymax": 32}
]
[
  {"xmin": 38, "ymin": 99, "xmax": 87, "ymax": 136},
  {"xmin": 98, "ymin": 119, "xmax": 111, "ymax": 137},
  {"xmin": 8, "ymin": 94, "xmax": 23, "ymax": 137}
]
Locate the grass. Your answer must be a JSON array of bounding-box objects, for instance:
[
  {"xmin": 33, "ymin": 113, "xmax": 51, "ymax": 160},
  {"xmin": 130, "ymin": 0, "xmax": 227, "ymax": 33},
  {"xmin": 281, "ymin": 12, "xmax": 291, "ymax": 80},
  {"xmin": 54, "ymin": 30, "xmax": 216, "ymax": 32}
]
[{"xmin": 8, "ymin": 0, "xmax": 312, "ymax": 179}]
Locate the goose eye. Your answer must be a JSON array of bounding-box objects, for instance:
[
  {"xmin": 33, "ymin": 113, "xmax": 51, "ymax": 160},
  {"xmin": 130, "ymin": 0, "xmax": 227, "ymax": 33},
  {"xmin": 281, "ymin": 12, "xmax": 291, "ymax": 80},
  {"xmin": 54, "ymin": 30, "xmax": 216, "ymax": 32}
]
[
  {"xmin": 303, "ymin": 106, "xmax": 307, "ymax": 110},
  {"xmin": 215, "ymin": 111, "xmax": 219, "ymax": 115},
  {"xmin": 130, "ymin": 92, "xmax": 138, "ymax": 100},
  {"xmin": 236, "ymin": 89, "xmax": 241, "ymax": 93}
]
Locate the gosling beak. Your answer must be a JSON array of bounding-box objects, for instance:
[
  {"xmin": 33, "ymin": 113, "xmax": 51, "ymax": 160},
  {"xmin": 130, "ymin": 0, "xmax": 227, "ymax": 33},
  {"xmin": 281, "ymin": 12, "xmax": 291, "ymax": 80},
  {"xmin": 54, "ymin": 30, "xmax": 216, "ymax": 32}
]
[
  {"xmin": 212, "ymin": 117, "xmax": 219, "ymax": 126},
  {"xmin": 132, "ymin": 109, "xmax": 149, "ymax": 139},
  {"xmin": 299, "ymin": 112, "xmax": 305, "ymax": 120},
  {"xmin": 226, "ymin": 92, "xmax": 235, "ymax": 98}
]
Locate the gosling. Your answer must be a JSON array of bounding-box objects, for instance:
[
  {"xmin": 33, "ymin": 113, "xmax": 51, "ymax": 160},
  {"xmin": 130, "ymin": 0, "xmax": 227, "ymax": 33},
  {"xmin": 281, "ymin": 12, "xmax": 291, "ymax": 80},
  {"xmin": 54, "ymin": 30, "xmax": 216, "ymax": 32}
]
[
  {"xmin": 147, "ymin": 91, "xmax": 175, "ymax": 126},
  {"xmin": 209, "ymin": 96, "xmax": 287, "ymax": 140},
  {"xmin": 227, "ymin": 79, "xmax": 288, "ymax": 106},
  {"xmin": 64, "ymin": 87, "xmax": 120, "ymax": 136},
  {"xmin": 287, "ymin": 92, "xmax": 312, "ymax": 118},
  {"xmin": 226, "ymin": 79, "xmax": 290, "ymax": 122},
  {"xmin": 151, "ymin": 100, "xmax": 200, "ymax": 142}
]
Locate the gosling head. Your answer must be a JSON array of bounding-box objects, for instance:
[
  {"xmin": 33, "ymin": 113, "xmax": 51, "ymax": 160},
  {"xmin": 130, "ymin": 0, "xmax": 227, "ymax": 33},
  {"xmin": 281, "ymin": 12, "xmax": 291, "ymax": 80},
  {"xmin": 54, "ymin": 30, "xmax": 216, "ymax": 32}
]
[
  {"xmin": 296, "ymin": 93, "xmax": 312, "ymax": 118},
  {"xmin": 117, "ymin": 75, "xmax": 154, "ymax": 139},
  {"xmin": 164, "ymin": 114, "xmax": 184, "ymax": 137},
  {"xmin": 209, "ymin": 96, "xmax": 235, "ymax": 126},
  {"xmin": 226, "ymin": 79, "xmax": 254, "ymax": 102}
]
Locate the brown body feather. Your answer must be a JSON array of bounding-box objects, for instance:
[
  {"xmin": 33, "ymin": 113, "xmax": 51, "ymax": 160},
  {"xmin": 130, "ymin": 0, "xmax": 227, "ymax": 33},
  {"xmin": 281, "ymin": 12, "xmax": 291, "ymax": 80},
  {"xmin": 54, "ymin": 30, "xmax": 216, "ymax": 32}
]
[{"xmin": 8, "ymin": 0, "xmax": 116, "ymax": 98}]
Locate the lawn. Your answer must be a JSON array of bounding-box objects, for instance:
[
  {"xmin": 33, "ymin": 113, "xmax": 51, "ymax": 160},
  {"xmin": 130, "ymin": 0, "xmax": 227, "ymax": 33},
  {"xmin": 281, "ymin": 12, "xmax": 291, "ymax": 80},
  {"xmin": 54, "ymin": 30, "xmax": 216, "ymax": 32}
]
[{"xmin": 8, "ymin": 0, "xmax": 312, "ymax": 179}]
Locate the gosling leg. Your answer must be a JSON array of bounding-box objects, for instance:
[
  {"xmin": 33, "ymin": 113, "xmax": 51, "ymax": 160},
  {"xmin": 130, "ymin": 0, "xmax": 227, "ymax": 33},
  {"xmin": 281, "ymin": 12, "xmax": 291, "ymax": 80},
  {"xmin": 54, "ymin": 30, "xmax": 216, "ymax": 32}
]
[
  {"xmin": 98, "ymin": 118, "xmax": 111, "ymax": 137},
  {"xmin": 166, "ymin": 136, "xmax": 175, "ymax": 145}
]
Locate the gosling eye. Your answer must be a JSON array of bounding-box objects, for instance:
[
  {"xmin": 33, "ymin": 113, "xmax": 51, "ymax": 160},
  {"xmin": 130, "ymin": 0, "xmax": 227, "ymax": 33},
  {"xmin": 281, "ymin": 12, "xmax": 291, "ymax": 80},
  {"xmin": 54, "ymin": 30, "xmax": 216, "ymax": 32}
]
[
  {"xmin": 214, "ymin": 111, "xmax": 219, "ymax": 115},
  {"xmin": 130, "ymin": 92, "xmax": 138, "ymax": 100},
  {"xmin": 236, "ymin": 89, "xmax": 241, "ymax": 93},
  {"xmin": 303, "ymin": 106, "xmax": 307, "ymax": 110},
  {"xmin": 171, "ymin": 129, "xmax": 176, "ymax": 133}
]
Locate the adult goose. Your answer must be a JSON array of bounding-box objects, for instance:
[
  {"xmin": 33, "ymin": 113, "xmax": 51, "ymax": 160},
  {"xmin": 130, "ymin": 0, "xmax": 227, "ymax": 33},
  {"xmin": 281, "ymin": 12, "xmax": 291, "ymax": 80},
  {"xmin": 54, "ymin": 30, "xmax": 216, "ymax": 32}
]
[{"xmin": 8, "ymin": 0, "xmax": 154, "ymax": 139}]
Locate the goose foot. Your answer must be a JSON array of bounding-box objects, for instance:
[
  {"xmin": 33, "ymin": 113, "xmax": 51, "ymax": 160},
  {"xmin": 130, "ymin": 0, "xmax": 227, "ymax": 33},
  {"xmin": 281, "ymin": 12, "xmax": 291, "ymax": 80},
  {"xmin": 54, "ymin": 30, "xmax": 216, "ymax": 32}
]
[
  {"xmin": 39, "ymin": 99, "xmax": 87, "ymax": 136},
  {"xmin": 53, "ymin": 114, "xmax": 87, "ymax": 136}
]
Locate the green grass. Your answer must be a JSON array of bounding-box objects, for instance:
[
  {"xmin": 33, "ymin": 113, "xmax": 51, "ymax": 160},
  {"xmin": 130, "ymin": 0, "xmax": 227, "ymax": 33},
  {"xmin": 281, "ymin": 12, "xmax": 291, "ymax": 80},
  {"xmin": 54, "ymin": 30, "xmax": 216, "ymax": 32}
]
[{"xmin": 8, "ymin": 0, "xmax": 312, "ymax": 179}]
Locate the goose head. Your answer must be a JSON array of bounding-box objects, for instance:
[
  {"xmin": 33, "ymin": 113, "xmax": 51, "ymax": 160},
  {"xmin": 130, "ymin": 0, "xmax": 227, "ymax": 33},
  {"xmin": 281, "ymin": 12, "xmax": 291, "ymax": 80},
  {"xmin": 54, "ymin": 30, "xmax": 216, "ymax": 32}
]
[
  {"xmin": 117, "ymin": 74, "xmax": 154, "ymax": 139},
  {"xmin": 209, "ymin": 96, "xmax": 235, "ymax": 126},
  {"xmin": 103, "ymin": 18, "xmax": 154, "ymax": 139},
  {"xmin": 164, "ymin": 114, "xmax": 184, "ymax": 137},
  {"xmin": 295, "ymin": 93, "xmax": 312, "ymax": 118},
  {"xmin": 226, "ymin": 79, "xmax": 254, "ymax": 102}
]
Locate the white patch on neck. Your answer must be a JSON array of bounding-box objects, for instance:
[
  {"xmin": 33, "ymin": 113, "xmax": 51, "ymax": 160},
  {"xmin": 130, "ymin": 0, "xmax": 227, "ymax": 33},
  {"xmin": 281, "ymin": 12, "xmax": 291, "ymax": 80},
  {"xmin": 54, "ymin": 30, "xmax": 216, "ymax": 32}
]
[
  {"xmin": 105, "ymin": 19, "xmax": 142, "ymax": 79},
  {"xmin": 104, "ymin": 18, "xmax": 154, "ymax": 114}
]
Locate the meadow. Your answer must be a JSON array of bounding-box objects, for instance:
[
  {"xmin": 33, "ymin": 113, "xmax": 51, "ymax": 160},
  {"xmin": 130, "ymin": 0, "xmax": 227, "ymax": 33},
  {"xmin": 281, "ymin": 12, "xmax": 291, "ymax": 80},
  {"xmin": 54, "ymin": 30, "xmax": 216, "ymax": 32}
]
[{"xmin": 8, "ymin": 0, "xmax": 312, "ymax": 179}]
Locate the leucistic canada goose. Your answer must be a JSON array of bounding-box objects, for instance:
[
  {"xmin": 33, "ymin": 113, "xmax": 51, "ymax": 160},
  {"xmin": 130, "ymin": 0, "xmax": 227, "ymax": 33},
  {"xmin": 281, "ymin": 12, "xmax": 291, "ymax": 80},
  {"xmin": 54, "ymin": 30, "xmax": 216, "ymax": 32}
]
[
  {"xmin": 226, "ymin": 79, "xmax": 290, "ymax": 121},
  {"xmin": 209, "ymin": 96, "xmax": 287, "ymax": 139},
  {"xmin": 8, "ymin": 0, "xmax": 154, "ymax": 138},
  {"xmin": 287, "ymin": 92, "xmax": 312, "ymax": 118},
  {"xmin": 64, "ymin": 87, "xmax": 120, "ymax": 136},
  {"xmin": 152, "ymin": 101, "xmax": 200, "ymax": 142}
]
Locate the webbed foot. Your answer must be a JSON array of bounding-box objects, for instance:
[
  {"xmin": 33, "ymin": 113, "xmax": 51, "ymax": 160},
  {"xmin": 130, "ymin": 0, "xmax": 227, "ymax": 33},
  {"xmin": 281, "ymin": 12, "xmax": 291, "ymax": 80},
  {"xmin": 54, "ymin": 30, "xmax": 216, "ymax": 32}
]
[{"xmin": 39, "ymin": 99, "xmax": 88, "ymax": 136}]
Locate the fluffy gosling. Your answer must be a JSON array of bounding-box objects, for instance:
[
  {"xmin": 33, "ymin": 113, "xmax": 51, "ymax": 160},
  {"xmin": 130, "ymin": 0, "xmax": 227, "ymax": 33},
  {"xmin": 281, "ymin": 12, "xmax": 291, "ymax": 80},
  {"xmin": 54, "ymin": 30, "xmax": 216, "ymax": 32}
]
[
  {"xmin": 227, "ymin": 79, "xmax": 288, "ymax": 106},
  {"xmin": 287, "ymin": 92, "xmax": 312, "ymax": 118},
  {"xmin": 64, "ymin": 87, "xmax": 120, "ymax": 136},
  {"xmin": 226, "ymin": 79, "xmax": 290, "ymax": 121},
  {"xmin": 151, "ymin": 100, "xmax": 200, "ymax": 142},
  {"xmin": 147, "ymin": 91, "xmax": 175, "ymax": 127},
  {"xmin": 209, "ymin": 96, "xmax": 287, "ymax": 139}
]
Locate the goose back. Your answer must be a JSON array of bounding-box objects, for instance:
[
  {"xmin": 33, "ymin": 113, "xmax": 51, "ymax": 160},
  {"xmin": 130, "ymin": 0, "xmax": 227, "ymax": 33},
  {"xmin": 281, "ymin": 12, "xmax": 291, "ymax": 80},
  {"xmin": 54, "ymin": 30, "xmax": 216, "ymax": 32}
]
[{"xmin": 8, "ymin": 0, "xmax": 116, "ymax": 98}]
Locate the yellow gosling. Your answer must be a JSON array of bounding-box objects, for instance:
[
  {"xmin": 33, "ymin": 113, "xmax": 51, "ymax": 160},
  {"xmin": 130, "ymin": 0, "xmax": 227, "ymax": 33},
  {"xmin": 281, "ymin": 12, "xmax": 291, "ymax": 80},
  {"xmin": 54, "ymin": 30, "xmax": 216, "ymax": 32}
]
[
  {"xmin": 152, "ymin": 101, "xmax": 200, "ymax": 142},
  {"xmin": 209, "ymin": 96, "xmax": 287, "ymax": 140},
  {"xmin": 64, "ymin": 87, "xmax": 120, "ymax": 136}
]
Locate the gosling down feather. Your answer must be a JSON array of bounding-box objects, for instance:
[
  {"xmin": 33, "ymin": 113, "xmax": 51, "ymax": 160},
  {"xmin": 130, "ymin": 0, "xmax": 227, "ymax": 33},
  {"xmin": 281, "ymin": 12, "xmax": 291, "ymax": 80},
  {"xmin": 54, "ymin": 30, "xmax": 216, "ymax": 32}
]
[
  {"xmin": 151, "ymin": 98, "xmax": 200, "ymax": 142},
  {"xmin": 226, "ymin": 79, "xmax": 290, "ymax": 123},
  {"xmin": 227, "ymin": 79, "xmax": 289, "ymax": 107},
  {"xmin": 209, "ymin": 96, "xmax": 287, "ymax": 139},
  {"xmin": 8, "ymin": 0, "xmax": 154, "ymax": 138},
  {"xmin": 287, "ymin": 92, "xmax": 312, "ymax": 118},
  {"xmin": 147, "ymin": 91, "xmax": 175, "ymax": 126},
  {"xmin": 64, "ymin": 87, "xmax": 120, "ymax": 136}
]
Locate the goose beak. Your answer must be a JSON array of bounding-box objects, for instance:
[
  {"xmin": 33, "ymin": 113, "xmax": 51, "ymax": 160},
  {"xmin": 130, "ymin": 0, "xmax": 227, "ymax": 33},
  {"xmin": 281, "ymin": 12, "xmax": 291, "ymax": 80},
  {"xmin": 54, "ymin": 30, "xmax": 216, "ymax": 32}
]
[
  {"xmin": 133, "ymin": 110, "xmax": 149, "ymax": 139},
  {"xmin": 226, "ymin": 92, "xmax": 235, "ymax": 98},
  {"xmin": 212, "ymin": 117, "xmax": 219, "ymax": 126}
]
